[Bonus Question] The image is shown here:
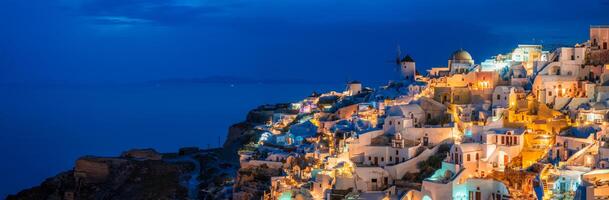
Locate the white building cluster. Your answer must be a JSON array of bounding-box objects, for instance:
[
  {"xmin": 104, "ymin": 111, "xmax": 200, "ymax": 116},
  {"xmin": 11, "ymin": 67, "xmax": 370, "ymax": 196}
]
[{"xmin": 234, "ymin": 26, "xmax": 609, "ymax": 200}]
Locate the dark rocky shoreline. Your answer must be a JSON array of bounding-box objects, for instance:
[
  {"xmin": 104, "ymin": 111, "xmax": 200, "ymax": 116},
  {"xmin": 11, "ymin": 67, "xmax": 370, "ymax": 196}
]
[{"xmin": 7, "ymin": 104, "xmax": 276, "ymax": 200}]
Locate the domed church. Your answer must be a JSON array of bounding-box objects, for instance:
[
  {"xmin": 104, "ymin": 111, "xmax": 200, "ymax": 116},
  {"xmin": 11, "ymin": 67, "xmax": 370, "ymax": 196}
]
[{"xmin": 448, "ymin": 49, "xmax": 475, "ymax": 75}]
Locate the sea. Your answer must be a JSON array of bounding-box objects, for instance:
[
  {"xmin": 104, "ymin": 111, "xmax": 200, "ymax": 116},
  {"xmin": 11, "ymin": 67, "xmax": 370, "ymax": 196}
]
[{"xmin": 0, "ymin": 82, "xmax": 343, "ymax": 197}]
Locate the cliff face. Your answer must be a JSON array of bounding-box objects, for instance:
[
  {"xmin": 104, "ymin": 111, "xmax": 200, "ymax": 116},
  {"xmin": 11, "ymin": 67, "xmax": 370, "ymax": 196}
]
[
  {"xmin": 224, "ymin": 106, "xmax": 278, "ymax": 149},
  {"xmin": 8, "ymin": 155, "xmax": 189, "ymax": 200},
  {"xmin": 228, "ymin": 104, "xmax": 293, "ymax": 200},
  {"xmin": 233, "ymin": 166, "xmax": 282, "ymax": 200},
  {"xmin": 9, "ymin": 105, "xmax": 275, "ymax": 200}
]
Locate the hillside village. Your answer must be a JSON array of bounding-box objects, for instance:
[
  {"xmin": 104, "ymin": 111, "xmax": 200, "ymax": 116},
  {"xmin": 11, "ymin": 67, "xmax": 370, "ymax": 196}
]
[
  {"xmin": 232, "ymin": 26, "xmax": 609, "ymax": 200},
  {"xmin": 8, "ymin": 26, "xmax": 609, "ymax": 200}
]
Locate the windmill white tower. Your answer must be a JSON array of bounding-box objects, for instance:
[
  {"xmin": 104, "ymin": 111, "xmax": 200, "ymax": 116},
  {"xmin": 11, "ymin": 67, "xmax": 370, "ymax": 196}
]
[{"xmin": 393, "ymin": 45, "xmax": 416, "ymax": 81}]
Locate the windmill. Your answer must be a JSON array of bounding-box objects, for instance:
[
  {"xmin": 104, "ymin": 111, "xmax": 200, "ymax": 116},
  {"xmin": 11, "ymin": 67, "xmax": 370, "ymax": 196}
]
[{"xmin": 386, "ymin": 44, "xmax": 403, "ymax": 81}]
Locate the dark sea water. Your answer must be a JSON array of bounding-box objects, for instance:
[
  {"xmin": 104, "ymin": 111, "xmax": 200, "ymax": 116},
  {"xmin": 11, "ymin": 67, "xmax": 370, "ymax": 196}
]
[{"xmin": 0, "ymin": 83, "xmax": 341, "ymax": 197}]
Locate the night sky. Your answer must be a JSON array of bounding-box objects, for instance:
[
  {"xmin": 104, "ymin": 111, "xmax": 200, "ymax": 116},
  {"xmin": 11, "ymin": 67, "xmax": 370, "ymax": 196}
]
[{"xmin": 1, "ymin": 0, "xmax": 608, "ymax": 84}]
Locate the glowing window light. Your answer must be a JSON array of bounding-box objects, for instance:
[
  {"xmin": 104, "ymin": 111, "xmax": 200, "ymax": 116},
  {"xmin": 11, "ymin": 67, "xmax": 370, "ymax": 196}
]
[
  {"xmin": 465, "ymin": 129, "xmax": 473, "ymax": 137},
  {"xmin": 278, "ymin": 191, "xmax": 292, "ymax": 200}
]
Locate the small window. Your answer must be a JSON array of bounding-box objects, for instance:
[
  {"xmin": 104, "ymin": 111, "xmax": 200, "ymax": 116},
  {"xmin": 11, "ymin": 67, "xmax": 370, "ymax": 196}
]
[
  {"xmin": 381, "ymin": 157, "xmax": 384, "ymax": 162},
  {"xmin": 369, "ymin": 156, "xmax": 371, "ymax": 161},
  {"xmin": 396, "ymin": 150, "xmax": 399, "ymax": 155},
  {"xmin": 467, "ymin": 154, "xmax": 471, "ymax": 161},
  {"xmin": 389, "ymin": 156, "xmax": 393, "ymax": 161},
  {"xmin": 496, "ymin": 94, "xmax": 500, "ymax": 100},
  {"xmin": 476, "ymin": 153, "xmax": 479, "ymax": 161},
  {"xmin": 371, "ymin": 178, "xmax": 377, "ymax": 183}
]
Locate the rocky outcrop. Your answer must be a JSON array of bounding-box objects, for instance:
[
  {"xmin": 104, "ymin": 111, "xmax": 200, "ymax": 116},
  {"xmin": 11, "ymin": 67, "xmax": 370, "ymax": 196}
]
[
  {"xmin": 224, "ymin": 122, "xmax": 254, "ymax": 149},
  {"xmin": 224, "ymin": 103, "xmax": 291, "ymax": 150},
  {"xmin": 74, "ymin": 157, "xmax": 118, "ymax": 183},
  {"xmin": 233, "ymin": 166, "xmax": 282, "ymax": 200},
  {"xmin": 10, "ymin": 103, "xmax": 285, "ymax": 200},
  {"xmin": 120, "ymin": 148, "xmax": 162, "ymax": 161},
  {"xmin": 8, "ymin": 154, "xmax": 190, "ymax": 200},
  {"xmin": 227, "ymin": 104, "xmax": 299, "ymax": 200},
  {"xmin": 178, "ymin": 147, "xmax": 200, "ymax": 156}
]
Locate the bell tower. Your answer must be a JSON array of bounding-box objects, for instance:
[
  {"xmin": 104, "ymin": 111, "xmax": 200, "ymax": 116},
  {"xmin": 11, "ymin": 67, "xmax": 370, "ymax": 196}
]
[{"xmin": 392, "ymin": 133, "xmax": 405, "ymax": 148}]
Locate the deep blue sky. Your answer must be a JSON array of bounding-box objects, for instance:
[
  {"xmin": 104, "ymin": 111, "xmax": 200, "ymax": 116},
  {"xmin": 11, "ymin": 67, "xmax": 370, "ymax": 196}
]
[{"xmin": 1, "ymin": 0, "xmax": 609, "ymax": 84}]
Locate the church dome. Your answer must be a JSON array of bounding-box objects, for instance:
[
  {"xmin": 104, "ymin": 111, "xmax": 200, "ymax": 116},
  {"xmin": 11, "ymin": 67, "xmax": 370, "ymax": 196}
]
[{"xmin": 450, "ymin": 49, "xmax": 473, "ymax": 61}]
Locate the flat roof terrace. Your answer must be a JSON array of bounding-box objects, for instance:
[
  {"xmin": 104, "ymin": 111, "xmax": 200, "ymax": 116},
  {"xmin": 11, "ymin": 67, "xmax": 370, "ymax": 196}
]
[{"xmin": 591, "ymin": 25, "xmax": 609, "ymax": 28}]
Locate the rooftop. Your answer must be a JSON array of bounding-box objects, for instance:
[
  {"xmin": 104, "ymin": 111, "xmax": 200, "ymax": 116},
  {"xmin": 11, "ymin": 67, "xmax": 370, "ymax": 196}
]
[
  {"xmin": 488, "ymin": 128, "xmax": 525, "ymax": 135},
  {"xmin": 401, "ymin": 55, "xmax": 415, "ymax": 62},
  {"xmin": 590, "ymin": 25, "xmax": 609, "ymax": 28},
  {"xmin": 559, "ymin": 125, "xmax": 600, "ymax": 139}
]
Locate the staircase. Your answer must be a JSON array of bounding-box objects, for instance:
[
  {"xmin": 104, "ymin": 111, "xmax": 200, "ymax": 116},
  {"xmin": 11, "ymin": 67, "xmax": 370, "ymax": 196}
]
[
  {"xmin": 559, "ymin": 97, "xmax": 573, "ymax": 111},
  {"xmin": 529, "ymin": 49, "xmax": 561, "ymax": 84},
  {"xmin": 564, "ymin": 142, "xmax": 597, "ymax": 167}
]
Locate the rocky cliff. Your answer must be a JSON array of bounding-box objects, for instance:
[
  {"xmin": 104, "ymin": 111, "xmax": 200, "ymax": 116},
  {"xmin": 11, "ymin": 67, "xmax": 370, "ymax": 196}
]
[
  {"xmin": 9, "ymin": 104, "xmax": 277, "ymax": 200},
  {"xmin": 8, "ymin": 153, "xmax": 189, "ymax": 200}
]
